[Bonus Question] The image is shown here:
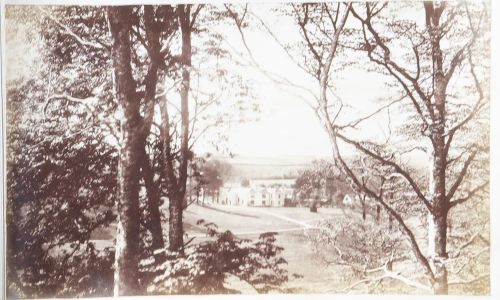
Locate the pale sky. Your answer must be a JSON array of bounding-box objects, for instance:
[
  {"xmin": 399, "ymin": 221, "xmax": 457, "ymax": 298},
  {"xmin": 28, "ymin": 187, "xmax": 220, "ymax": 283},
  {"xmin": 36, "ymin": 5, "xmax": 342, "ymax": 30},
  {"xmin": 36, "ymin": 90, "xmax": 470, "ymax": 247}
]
[
  {"xmin": 225, "ymin": 87, "xmax": 333, "ymax": 157},
  {"xmin": 193, "ymin": 3, "xmax": 393, "ymax": 158},
  {"xmin": 3, "ymin": 2, "xmax": 413, "ymax": 160},
  {"xmin": 4, "ymin": 1, "xmax": 489, "ymax": 165}
]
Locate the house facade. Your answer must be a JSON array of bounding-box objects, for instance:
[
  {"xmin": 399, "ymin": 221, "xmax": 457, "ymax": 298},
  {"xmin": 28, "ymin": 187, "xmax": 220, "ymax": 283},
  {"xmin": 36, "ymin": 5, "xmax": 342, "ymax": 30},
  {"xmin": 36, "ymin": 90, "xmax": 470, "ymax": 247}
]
[{"xmin": 216, "ymin": 178, "xmax": 295, "ymax": 207}]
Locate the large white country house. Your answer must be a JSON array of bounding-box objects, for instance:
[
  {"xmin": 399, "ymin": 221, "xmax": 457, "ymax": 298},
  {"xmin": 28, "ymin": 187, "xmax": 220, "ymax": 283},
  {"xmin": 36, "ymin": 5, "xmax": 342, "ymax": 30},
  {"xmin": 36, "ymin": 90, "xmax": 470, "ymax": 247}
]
[{"xmin": 214, "ymin": 178, "xmax": 295, "ymax": 207}]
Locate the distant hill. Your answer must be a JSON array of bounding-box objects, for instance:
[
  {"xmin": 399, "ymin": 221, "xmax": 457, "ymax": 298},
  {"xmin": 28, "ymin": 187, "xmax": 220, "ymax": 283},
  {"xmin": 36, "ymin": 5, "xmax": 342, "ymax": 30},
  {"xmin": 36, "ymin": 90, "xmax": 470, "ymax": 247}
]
[
  {"xmin": 213, "ymin": 154, "xmax": 332, "ymax": 179},
  {"xmin": 207, "ymin": 151, "xmax": 428, "ymax": 181}
]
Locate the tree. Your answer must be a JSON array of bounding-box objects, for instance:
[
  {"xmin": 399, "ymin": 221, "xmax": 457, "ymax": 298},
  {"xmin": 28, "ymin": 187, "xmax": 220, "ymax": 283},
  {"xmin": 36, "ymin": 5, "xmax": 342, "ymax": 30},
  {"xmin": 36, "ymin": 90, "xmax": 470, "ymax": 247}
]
[
  {"xmin": 294, "ymin": 160, "xmax": 355, "ymax": 212},
  {"xmin": 158, "ymin": 4, "xmax": 257, "ymax": 252},
  {"xmin": 107, "ymin": 6, "xmax": 148, "ymax": 295},
  {"xmin": 294, "ymin": 168, "xmax": 323, "ymax": 202},
  {"xmin": 159, "ymin": 4, "xmax": 197, "ymax": 252},
  {"xmin": 7, "ymin": 3, "xmax": 259, "ymax": 296},
  {"xmin": 313, "ymin": 2, "xmax": 488, "ymax": 294},
  {"xmin": 232, "ymin": 1, "xmax": 489, "ymax": 294},
  {"xmin": 201, "ymin": 158, "xmax": 233, "ymax": 200},
  {"xmin": 6, "ymin": 7, "xmax": 118, "ymax": 298},
  {"xmin": 241, "ymin": 178, "xmax": 250, "ymax": 187},
  {"xmin": 293, "ymin": 159, "xmax": 347, "ymax": 206},
  {"xmin": 6, "ymin": 4, "xmax": 177, "ymax": 295},
  {"xmin": 6, "ymin": 56, "xmax": 116, "ymax": 299}
]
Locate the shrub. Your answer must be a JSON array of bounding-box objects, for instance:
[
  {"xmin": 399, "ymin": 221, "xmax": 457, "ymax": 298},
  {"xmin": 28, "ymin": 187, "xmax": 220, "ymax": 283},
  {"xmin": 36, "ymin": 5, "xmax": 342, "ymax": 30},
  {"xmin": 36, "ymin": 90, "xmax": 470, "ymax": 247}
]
[{"xmin": 143, "ymin": 220, "xmax": 299, "ymax": 294}]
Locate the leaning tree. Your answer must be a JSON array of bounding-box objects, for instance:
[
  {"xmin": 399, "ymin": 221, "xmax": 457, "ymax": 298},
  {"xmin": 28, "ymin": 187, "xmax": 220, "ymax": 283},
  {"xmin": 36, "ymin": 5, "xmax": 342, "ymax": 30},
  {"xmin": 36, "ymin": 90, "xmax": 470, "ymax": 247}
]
[
  {"xmin": 230, "ymin": 1, "xmax": 489, "ymax": 294},
  {"xmin": 315, "ymin": 2, "xmax": 489, "ymax": 294}
]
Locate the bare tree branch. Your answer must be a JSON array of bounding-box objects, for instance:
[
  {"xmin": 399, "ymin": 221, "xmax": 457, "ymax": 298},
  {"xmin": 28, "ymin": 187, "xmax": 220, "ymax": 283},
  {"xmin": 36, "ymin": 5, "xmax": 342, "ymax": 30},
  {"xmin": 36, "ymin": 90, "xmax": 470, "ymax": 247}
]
[
  {"xmin": 448, "ymin": 273, "xmax": 489, "ymax": 286},
  {"xmin": 38, "ymin": 7, "xmax": 110, "ymax": 52},
  {"xmin": 293, "ymin": 4, "xmax": 324, "ymax": 70},
  {"xmin": 444, "ymin": 50, "xmax": 486, "ymax": 149},
  {"xmin": 343, "ymin": 270, "xmax": 431, "ymax": 293},
  {"xmin": 225, "ymin": 4, "xmax": 319, "ymax": 108},
  {"xmin": 449, "ymin": 180, "xmax": 489, "ymax": 208},
  {"xmin": 321, "ymin": 121, "xmax": 435, "ymax": 281},
  {"xmin": 190, "ymin": 4, "xmax": 205, "ymax": 29},
  {"xmin": 350, "ymin": 5, "xmax": 434, "ymax": 124},
  {"xmin": 335, "ymin": 132, "xmax": 432, "ymax": 212},
  {"xmin": 337, "ymin": 93, "xmax": 406, "ymax": 129},
  {"xmin": 445, "ymin": 151, "xmax": 477, "ymax": 202}
]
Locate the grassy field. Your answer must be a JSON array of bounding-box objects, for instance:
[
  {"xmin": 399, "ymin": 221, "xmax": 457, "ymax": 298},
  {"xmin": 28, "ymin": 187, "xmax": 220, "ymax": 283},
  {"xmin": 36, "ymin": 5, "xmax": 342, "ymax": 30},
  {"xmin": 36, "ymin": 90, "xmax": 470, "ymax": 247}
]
[
  {"xmin": 180, "ymin": 204, "xmax": 349, "ymax": 293},
  {"xmin": 90, "ymin": 204, "xmax": 349, "ymax": 293},
  {"xmin": 85, "ymin": 202, "xmax": 490, "ymax": 294},
  {"xmin": 89, "ymin": 204, "xmax": 443, "ymax": 294}
]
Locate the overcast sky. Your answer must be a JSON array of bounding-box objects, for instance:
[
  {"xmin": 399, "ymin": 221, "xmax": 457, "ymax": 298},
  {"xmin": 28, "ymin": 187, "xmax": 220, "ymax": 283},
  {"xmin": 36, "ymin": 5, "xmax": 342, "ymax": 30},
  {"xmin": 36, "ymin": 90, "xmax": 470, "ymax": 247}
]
[
  {"xmin": 4, "ymin": 1, "xmax": 492, "ymax": 166},
  {"xmin": 192, "ymin": 3, "xmax": 394, "ymax": 159},
  {"xmin": 3, "ymin": 2, "xmax": 418, "ymax": 160}
]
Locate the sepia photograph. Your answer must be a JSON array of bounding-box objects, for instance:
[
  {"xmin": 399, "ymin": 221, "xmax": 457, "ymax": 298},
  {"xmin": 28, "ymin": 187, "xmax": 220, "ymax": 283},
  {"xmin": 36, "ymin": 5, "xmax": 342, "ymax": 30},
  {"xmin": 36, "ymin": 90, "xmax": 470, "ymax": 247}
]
[{"xmin": 2, "ymin": 0, "xmax": 494, "ymax": 298}]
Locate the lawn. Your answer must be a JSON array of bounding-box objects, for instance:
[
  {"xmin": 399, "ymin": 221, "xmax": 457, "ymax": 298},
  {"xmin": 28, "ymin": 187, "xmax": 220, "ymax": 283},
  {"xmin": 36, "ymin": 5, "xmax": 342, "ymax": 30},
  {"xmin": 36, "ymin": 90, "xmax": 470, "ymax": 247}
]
[
  {"xmin": 184, "ymin": 204, "xmax": 348, "ymax": 293},
  {"xmin": 184, "ymin": 204, "xmax": 343, "ymax": 236},
  {"xmin": 90, "ymin": 204, "xmax": 349, "ymax": 292}
]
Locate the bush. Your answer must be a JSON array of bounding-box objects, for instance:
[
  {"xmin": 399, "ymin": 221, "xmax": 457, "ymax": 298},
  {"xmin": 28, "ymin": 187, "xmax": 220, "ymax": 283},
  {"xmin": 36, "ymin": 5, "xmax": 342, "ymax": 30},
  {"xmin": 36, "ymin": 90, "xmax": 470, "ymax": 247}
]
[
  {"xmin": 7, "ymin": 241, "xmax": 114, "ymax": 298},
  {"xmin": 143, "ymin": 220, "xmax": 300, "ymax": 294}
]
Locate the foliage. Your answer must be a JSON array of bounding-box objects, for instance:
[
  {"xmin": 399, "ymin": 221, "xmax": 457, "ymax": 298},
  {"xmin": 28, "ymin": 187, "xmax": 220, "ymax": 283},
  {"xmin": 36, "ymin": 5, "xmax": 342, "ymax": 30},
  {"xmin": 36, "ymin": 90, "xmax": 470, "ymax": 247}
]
[
  {"xmin": 6, "ymin": 80, "xmax": 117, "ymax": 298},
  {"xmin": 6, "ymin": 3, "xmax": 260, "ymax": 296},
  {"xmin": 241, "ymin": 178, "xmax": 250, "ymax": 187},
  {"xmin": 309, "ymin": 212, "xmax": 403, "ymax": 274},
  {"xmin": 143, "ymin": 220, "xmax": 298, "ymax": 294},
  {"xmin": 294, "ymin": 159, "xmax": 350, "ymax": 205},
  {"xmin": 188, "ymin": 157, "xmax": 233, "ymax": 201}
]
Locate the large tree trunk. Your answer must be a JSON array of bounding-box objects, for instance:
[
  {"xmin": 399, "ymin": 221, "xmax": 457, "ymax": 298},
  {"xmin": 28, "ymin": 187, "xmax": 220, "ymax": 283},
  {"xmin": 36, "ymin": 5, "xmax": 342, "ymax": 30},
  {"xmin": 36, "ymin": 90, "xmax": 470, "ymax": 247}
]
[
  {"xmin": 141, "ymin": 6, "xmax": 165, "ymax": 261},
  {"xmin": 432, "ymin": 264, "xmax": 448, "ymax": 295},
  {"xmin": 431, "ymin": 214, "xmax": 449, "ymax": 294},
  {"xmin": 428, "ymin": 104, "xmax": 449, "ymax": 294},
  {"xmin": 159, "ymin": 95, "xmax": 180, "ymax": 252},
  {"xmin": 428, "ymin": 68, "xmax": 448, "ymax": 262},
  {"xmin": 426, "ymin": 2, "xmax": 450, "ymax": 294},
  {"xmin": 140, "ymin": 148, "xmax": 166, "ymax": 261},
  {"xmin": 159, "ymin": 92, "xmax": 186, "ymax": 252},
  {"xmin": 168, "ymin": 193, "xmax": 184, "ymax": 251},
  {"xmin": 164, "ymin": 4, "xmax": 192, "ymax": 253},
  {"xmin": 108, "ymin": 6, "xmax": 142, "ymax": 296}
]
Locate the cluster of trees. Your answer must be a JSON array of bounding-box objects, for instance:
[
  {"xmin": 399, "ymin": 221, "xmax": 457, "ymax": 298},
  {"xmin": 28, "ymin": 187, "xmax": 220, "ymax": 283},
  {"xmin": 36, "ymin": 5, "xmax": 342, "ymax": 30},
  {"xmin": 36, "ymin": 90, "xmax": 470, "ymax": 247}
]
[
  {"xmin": 293, "ymin": 159, "xmax": 351, "ymax": 206},
  {"xmin": 5, "ymin": 4, "xmax": 277, "ymax": 298},
  {"xmin": 187, "ymin": 157, "xmax": 233, "ymax": 204},
  {"xmin": 228, "ymin": 1, "xmax": 490, "ymax": 294},
  {"xmin": 6, "ymin": 1, "xmax": 490, "ymax": 296}
]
